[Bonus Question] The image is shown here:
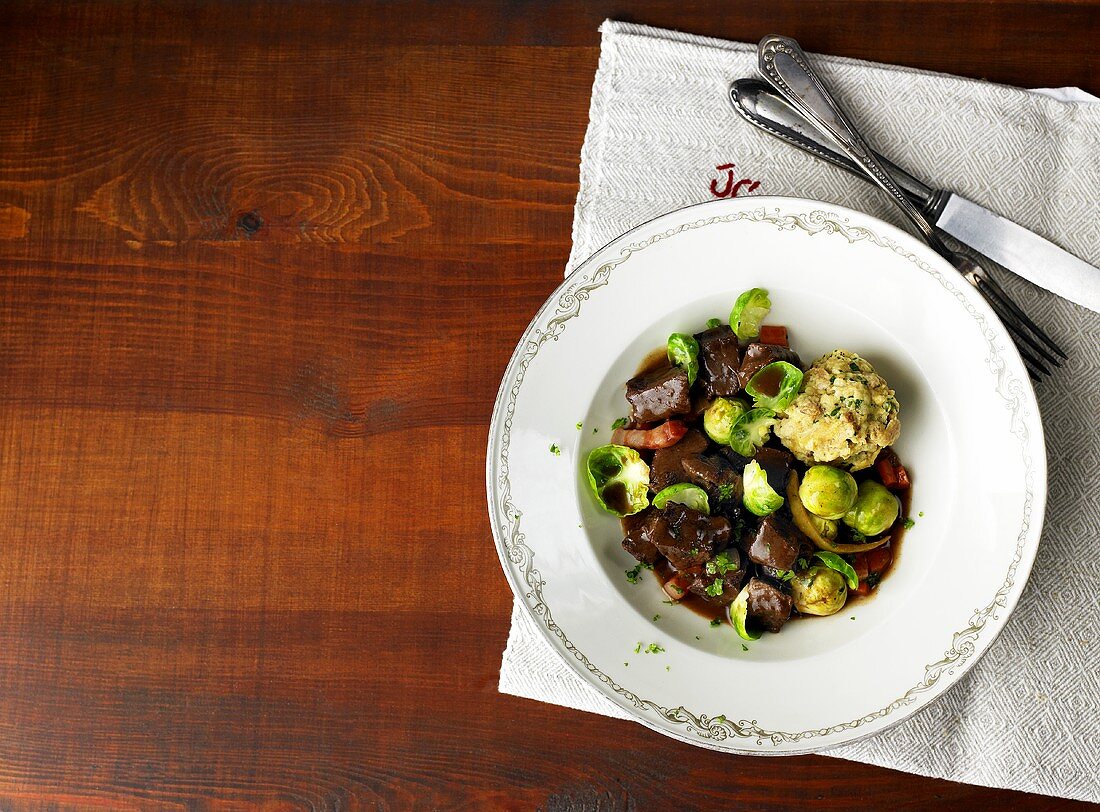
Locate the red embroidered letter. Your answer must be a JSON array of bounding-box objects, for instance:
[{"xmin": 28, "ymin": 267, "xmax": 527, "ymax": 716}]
[{"xmin": 710, "ymin": 163, "xmax": 736, "ymax": 198}]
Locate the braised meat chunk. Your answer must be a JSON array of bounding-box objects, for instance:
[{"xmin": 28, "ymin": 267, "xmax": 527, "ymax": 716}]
[
  {"xmin": 753, "ymin": 445, "xmax": 794, "ymax": 495},
  {"xmin": 650, "ymin": 503, "xmax": 731, "ymax": 575},
  {"xmin": 625, "ymin": 366, "xmax": 692, "ymax": 424},
  {"xmin": 687, "ymin": 549, "xmax": 746, "ymax": 606},
  {"xmin": 649, "ymin": 429, "xmax": 708, "ymax": 492},
  {"xmin": 693, "ymin": 325, "xmax": 742, "ymax": 397},
  {"xmin": 739, "ymin": 343, "xmax": 802, "ymax": 388},
  {"xmin": 621, "ymin": 509, "xmax": 660, "ymax": 564},
  {"xmin": 681, "ymin": 454, "xmax": 742, "ymax": 503},
  {"xmin": 745, "ymin": 513, "xmax": 804, "ymax": 571},
  {"xmin": 745, "ymin": 577, "xmax": 794, "ymax": 633}
]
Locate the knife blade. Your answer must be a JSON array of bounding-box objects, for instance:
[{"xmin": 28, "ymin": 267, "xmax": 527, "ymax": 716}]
[{"xmin": 729, "ymin": 78, "xmax": 1100, "ymax": 313}]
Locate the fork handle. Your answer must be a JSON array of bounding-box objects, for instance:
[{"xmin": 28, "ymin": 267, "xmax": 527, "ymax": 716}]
[{"xmin": 756, "ymin": 35, "xmax": 950, "ymax": 259}]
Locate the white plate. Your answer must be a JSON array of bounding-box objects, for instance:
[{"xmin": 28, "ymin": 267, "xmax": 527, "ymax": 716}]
[{"xmin": 486, "ymin": 197, "xmax": 1045, "ymax": 754}]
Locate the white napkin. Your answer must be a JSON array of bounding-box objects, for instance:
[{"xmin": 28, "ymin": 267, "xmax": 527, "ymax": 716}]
[{"xmin": 499, "ymin": 20, "xmax": 1100, "ymax": 803}]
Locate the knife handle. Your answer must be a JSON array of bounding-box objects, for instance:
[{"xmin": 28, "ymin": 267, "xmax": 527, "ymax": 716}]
[
  {"xmin": 756, "ymin": 35, "xmax": 949, "ymax": 253},
  {"xmin": 729, "ymin": 79, "xmax": 946, "ymax": 217}
]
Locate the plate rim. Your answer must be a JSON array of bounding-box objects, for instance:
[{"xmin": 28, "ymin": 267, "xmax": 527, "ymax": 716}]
[{"xmin": 486, "ymin": 195, "xmax": 1047, "ymax": 754}]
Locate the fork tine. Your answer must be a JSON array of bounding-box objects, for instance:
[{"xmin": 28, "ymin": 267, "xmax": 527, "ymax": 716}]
[
  {"xmin": 1016, "ymin": 344, "xmax": 1050, "ymax": 379},
  {"xmin": 980, "ymin": 287, "xmax": 1051, "ymax": 377},
  {"xmin": 978, "ymin": 274, "xmax": 1068, "ymax": 360},
  {"xmin": 976, "ymin": 277, "xmax": 1062, "ymax": 367}
]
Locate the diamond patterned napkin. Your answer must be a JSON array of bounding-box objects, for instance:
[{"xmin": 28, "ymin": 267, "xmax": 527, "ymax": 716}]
[{"xmin": 498, "ymin": 20, "xmax": 1100, "ymax": 803}]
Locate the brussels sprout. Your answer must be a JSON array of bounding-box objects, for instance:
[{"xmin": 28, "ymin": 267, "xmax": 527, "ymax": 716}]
[
  {"xmin": 813, "ymin": 551, "xmax": 859, "ymax": 590},
  {"xmin": 742, "ymin": 459, "xmax": 784, "ymax": 517},
  {"xmin": 791, "ymin": 566, "xmax": 847, "ymax": 616},
  {"xmin": 745, "ymin": 361, "xmax": 804, "ymax": 413},
  {"xmin": 729, "ymin": 287, "xmax": 771, "ymax": 340},
  {"xmin": 728, "ymin": 583, "xmax": 762, "ymax": 641},
  {"xmin": 585, "ymin": 444, "xmax": 650, "ymax": 517},
  {"xmin": 798, "ymin": 465, "xmax": 859, "ymax": 520},
  {"xmin": 667, "ymin": 333, "xmax": 700, "ymax": 386},
  {"xmin": 843, "ymin": 480, "xmax": 900, "ymax": 537},
  {"xmin": 703, "ymin": 397, "xmax": 748, "ymax": 445},
  {"xmin": 653, "ymin": 483, "xmax": 710, "ymax": 514},
  {"xmin": 787, "ymin": 472, "xmax": 890, "ymax": 554},
  {"xmin": 728, "ymin": 407, "xmax": 777, "ymax": 457}
]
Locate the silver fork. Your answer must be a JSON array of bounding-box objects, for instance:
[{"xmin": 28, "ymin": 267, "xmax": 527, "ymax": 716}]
[{"xmin": 755, "ymin": 35, "xmax": 1067, "ymax": 380}]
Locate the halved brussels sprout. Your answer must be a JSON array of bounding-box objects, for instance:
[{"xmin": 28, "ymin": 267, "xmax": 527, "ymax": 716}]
[
  {"xmin": 787, "ymin": 472, "xmax": 890, "ymax": 554},
  {"xmin": 703, "ymin": 397, "xmax": 748, "ymax": 445},
  {"xmin": 728, "ymin": 583, "xmax": 762, "ymax": 641},
  {"xmin": 791, "ymin": 566, "xmax": 847, "ymax": 616},
  {"xmin": 813, "ymin": 551, "xmax": 859, "ymax": 590},
  {"xmin": 728, "ymin": 407, "xmax": 777, "ymax": 457},
  {"xmin": 745, "ymin": 361, "xmax": 803, "ymax": 413},
  {"xmin": 667, "ymin": 333, "xmax": 700, "ymax": 386},
  {"xmin": 843, "ymin": 480, "xmax": 900, "ymax": 537},
  {"xmin": 742, "ymin": 459, "xmax": 784, "ymax": 517},
  {"xmin": 798, "ymin": 465, "xmax": 859, "ymax": 520},
  {"xmin": 729, "ymin": 287, "xmax": 771, "ymax": 340},
  {"xmin": 585, "ymin": 444, "xmax": 650, "ymax": 517},
  {"xmin": 652, "ymin": 483, "xmax": 710, "ymax": 514}
]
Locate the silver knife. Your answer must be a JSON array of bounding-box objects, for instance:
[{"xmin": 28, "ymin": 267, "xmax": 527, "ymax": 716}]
[{"xmin": 729, "ymin": 78, "xmax": 1100, "ymax": 313}]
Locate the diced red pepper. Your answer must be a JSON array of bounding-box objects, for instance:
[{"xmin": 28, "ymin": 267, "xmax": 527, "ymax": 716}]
[
  {"xmin": 611, "ymin": 419, "xmax": 688, "ymax": 450},
  {"xmin": 758, "ymin": 325, "xmax": 789, "ymax": 347},
  {"xmin": 864, "ymin": 544, "xmax": 893, "ymax": 576},
  {"xmin": 876, "ymin": 448, "xmax": 911, "ymax": 490},
  {"xmin": 851, "ymin": 544, "xmax": 893, "ymax": 594}
]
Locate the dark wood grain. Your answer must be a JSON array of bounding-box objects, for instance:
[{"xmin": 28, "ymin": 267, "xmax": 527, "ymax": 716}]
[{"xmin": 0, "ymin": 1, "xmax": 1094, "ymax": 808}]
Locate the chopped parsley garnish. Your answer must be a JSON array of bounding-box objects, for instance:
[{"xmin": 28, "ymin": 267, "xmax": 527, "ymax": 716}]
[
  {"xmin": 652, "ymin": 614, "xmax": 660, "ymax": 621},
  {"xmin": 704, "ymin": 552, "xmax": 739, "ymax": 577},
  {"xmin": 717, "ymin": 482, "xmax": 736, "ymax": 502},
  {"xmin": 704, "ymin": 579, "xmax": 724, "ymax": 597},
  {"xmin": 645, "ymin": 643, "xmax": 664, "ymax": 654},
  {"xmin": 741, "ymin": 644, "xmax": 749, "ymax": 652},
  {"xmin": 866, "ymin": 572, "xmax": 881, "ymax": 588},
  {"xmin": 592, "ymin": 427, "xmax": 598, "ymax": 434},
  {"xmin": 710, "ymin": 618, "xmax": 722, "ymax": 627},
  {"xmin": 850, "ymin": 616, "xmax": 856, "ymax": 620},
  {"xmin": 666, "ymin": 665, "xmax": 670, "ymax": 671},
  {"xmin": 661, "ymin": 599, "xmax": 675, "ymax": 606},
  {"xmin": 849, "ymin": 362, "xmax": 861, "ymax": 372},
  {"xmin": 611, "ymin": 417, "xmax": 628, "ymax": 430},
  {"xmin": 575, "ymin": 422, "xmax": 582, "ymax": 430},
  {"xmin": 851, "ymin": 530, "xmax": 867, "ymax": 543},
  {"xmin": 714, "ymin": 714, "xmax": 726, "ymax": 723},
  {"xmin": 902, "ymin": 517, "xmax": 916, "ymax": 530},
  {"xmin": 773, "ymin": 568, "xmax": 795, "ymax": 582},
  {"xmin": 797, "ymin": 557, "xmax": 809, "ymax": 570},
  {"xmin": 706, "ymin": 318, "xmax": 722, "ymax": 329},
  {"xmin": 918, "ymin": 511, "xmax": 925, "ymax": 517},
  {"xmin": 549, "ymin": 443, "xmax": 561, "ymax": 455},
  {"xmin": 634, "ymin": 642, "xmax": 642, "ymax": 654},
  {"xmin": 625, "ymin": 562, "xmax": 652, "ymax": 583}
]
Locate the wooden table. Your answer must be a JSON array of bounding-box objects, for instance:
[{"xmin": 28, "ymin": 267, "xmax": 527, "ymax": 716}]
[{"xmin": 1, "ymin": 2, "xmax": 1095, "ymax": 807}]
